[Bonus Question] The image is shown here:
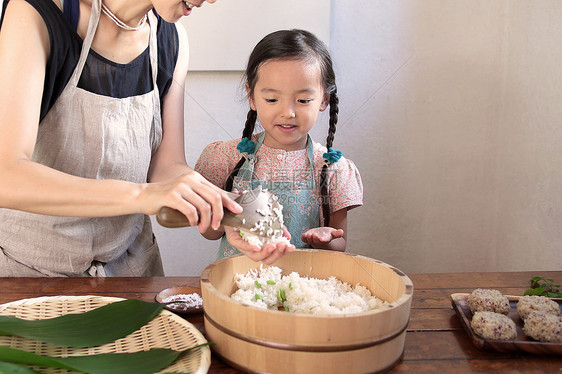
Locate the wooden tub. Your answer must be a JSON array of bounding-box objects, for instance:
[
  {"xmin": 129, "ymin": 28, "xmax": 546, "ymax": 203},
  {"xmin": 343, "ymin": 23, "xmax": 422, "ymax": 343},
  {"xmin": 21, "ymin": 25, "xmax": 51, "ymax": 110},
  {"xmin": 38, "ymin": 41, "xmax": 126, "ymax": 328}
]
[{"xmin": 200, "ymin": 249, "xmax": 413, "ymax": 374}]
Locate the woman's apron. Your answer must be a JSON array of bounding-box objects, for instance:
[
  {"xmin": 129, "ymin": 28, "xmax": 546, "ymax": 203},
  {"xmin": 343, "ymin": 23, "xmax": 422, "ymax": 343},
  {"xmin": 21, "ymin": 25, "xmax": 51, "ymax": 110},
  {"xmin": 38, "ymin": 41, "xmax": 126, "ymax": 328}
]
[
  {"xmin": 0, "ymin": 0, "xmax": 163, "ymax": 276},
  {"xmin": 218, "ymin": 133, "xmax": 320, "ymax": 258}
]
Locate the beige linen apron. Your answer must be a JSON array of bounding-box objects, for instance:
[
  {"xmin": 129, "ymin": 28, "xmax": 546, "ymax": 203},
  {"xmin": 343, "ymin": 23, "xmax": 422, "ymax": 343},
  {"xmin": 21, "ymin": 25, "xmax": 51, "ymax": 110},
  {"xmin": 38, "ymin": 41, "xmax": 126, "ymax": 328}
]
[{"xmin": 0, "ymin": 0, "xmax": 163, "ymax": 276}]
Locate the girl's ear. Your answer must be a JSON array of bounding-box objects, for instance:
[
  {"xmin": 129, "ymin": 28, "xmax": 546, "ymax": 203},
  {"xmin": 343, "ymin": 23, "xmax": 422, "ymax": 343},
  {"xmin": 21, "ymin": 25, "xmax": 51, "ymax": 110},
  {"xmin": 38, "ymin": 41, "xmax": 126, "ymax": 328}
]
[
  {"xmin": 319, "ymin": 93, "xmax": 330, "ymax": 112},
  {"xmin": 246, "ymin": 83, "xmax": 256, "ymax": 111}
]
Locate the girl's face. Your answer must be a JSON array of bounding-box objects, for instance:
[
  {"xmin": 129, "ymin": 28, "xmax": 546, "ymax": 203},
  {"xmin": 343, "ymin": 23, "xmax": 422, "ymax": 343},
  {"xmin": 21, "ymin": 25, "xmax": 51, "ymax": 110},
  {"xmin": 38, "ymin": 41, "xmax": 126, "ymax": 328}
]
[
  {"xmin": 248, "ymin": 59, "xmax": 329, "ymax": 151},
  {"xmin": 152, "ymin": 0, "xmax": 216, "ymax": 23}
]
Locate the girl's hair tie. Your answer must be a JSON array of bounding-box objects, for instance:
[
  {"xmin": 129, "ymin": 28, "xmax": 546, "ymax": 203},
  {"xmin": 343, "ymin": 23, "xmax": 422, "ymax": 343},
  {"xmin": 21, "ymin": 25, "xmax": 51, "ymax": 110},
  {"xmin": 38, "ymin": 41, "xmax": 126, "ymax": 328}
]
[
  {"xmin": 236, "ymin": 137, "xmax": 256, "ymax": 154},
  {"xmin": 323, "ymin": 147, "xmax": 343, "ymax": 164}
]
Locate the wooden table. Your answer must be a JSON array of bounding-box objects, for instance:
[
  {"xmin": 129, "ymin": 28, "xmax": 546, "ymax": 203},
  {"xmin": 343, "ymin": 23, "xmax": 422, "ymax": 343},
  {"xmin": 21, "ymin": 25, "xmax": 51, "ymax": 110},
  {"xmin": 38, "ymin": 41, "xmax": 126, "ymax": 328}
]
[{"xmin": 1, "ymin": 271, "xmax": 560, "ymax": 373}]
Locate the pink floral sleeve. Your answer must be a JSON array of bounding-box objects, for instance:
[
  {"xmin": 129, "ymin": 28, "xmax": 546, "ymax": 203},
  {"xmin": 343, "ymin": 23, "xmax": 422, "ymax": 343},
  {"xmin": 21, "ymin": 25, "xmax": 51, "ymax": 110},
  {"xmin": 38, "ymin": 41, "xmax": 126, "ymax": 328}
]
[
  {"xmin": 312, "ymin": 141, "xmax": 363, "ymax": 214},
  {"xmin": 194, "ymin": 139, "xmax": 243, "ymax": 189},
  {"xmin": 328, "ymin": 157, "xmax": 363, "ymax": 213}
]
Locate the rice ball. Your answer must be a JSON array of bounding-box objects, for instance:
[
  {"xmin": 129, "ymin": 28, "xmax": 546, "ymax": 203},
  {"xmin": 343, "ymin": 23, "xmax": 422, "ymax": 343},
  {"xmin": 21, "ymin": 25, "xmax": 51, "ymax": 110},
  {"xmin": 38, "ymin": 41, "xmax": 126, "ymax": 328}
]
[
  {"xmin": 516, "ymin": 295, "xmax": 561, "ymax": 320},
  {"xmin": 467, "ymin": 288, "xmax": 511, "ymax": 315},
  {"xmin": 522, "ymin": 311, "xmax": 562, "ymax": 343},
  {"xmin": 471, "ymin": 311, "xmax": 517, "ymax": 340}
]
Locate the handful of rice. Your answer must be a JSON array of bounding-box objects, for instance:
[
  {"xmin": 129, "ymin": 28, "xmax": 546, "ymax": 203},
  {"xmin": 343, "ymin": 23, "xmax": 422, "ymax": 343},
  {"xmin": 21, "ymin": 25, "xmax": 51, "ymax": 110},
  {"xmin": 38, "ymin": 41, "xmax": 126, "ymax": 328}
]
[
  {"xmin": 238, "ymin": 192, "xmax": 289, "ymax": 248},
  {"xmin": 231, "ymin": 265, "xmax": 388, "ymax": 315}
]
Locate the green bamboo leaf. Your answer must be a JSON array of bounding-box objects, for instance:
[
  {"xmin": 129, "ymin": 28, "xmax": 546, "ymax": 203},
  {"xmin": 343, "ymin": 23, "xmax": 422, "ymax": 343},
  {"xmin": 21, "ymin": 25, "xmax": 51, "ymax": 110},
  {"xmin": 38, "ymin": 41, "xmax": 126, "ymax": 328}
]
[
  {"xmin": 0, "ymin": 299, "xmax": 164, "ymax": 347},
  {"xmin": 0, "ymin": 362, "xmax": 40, "ymax": 374},
  {"xmin": 0, "ymin": 345, "xmax": 209, "ymax": 374},
  {"xmin": 0, "ymin": 348, "xmax": 75, "ymax": 372}
]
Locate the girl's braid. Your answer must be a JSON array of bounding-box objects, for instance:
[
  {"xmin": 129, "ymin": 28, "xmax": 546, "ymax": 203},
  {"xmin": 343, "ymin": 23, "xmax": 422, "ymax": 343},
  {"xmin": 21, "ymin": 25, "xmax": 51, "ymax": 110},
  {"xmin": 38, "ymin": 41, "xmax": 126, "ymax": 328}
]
[
  {"xmin": 320, "ymin": 90, "xmax": 339, "ymax": 226},
  {"xmin": 225, "ymin": 109, "xmax": 257, "ymax": 192},
  {"xmin": 242, "ymin": 109, "xmax": 257, "ymax": 139},
  {"xmin": 326, "ymin": 91, "xmax": 339, "ymax": 148}
]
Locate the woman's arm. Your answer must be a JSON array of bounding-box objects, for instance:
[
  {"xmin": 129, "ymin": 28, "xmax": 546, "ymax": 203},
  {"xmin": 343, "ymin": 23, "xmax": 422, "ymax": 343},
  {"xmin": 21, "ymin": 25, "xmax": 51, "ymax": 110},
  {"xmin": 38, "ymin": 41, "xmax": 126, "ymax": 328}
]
[
  {"xmin": 301, "ymin": 208, "xmax": 347, "ymax": 251},
  {"xmin": 0, "ymin": 0, "xmax": 141, "ymax": 217},
  {"xmin": 146, "ymin": 22, "xmax": 191, "ymax": 183},
  {"xmin": 146, "ymin": 22, "xmax": 241, "ymax": 233}
]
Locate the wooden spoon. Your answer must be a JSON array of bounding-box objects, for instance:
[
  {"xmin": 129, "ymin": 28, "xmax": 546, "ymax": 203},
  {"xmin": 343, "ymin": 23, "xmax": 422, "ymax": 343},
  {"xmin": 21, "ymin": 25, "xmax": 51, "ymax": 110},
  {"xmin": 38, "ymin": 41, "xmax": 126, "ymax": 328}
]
[{"xmin": 156, "ymin": 187, "xmax": 283, "ymax": 234}]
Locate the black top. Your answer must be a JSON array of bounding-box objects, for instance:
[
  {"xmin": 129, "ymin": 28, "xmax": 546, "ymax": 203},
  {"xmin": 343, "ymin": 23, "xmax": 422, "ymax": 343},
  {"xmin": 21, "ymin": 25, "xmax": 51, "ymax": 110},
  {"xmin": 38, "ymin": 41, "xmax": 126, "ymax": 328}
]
[{"xmin": 0, "ymin": 0, "xmax": 179, "ymax": 122}]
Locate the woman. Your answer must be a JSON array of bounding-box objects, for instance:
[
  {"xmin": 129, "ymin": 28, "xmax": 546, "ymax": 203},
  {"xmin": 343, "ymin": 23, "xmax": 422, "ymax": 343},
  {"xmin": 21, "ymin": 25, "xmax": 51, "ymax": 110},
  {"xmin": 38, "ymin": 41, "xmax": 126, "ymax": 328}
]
[{"xmin": 0, "ymin": 0, "xmax": 289, "ymax": 276}]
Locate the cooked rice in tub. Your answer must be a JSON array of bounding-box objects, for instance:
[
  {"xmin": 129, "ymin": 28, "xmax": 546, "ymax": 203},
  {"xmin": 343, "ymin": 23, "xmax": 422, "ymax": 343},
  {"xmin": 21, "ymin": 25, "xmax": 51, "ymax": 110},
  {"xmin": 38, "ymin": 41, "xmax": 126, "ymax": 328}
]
[{"xmin": 231, "ymin": 265, "xmax": 388, "ymax": 315}]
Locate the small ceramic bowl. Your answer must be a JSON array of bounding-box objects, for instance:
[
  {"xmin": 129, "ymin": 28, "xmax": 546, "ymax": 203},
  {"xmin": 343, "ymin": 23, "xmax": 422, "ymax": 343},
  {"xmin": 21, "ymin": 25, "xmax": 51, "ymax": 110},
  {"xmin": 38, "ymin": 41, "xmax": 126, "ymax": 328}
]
[{"xmin": 155, "ymin": 285, "xmax": 204, "ymax": 315}]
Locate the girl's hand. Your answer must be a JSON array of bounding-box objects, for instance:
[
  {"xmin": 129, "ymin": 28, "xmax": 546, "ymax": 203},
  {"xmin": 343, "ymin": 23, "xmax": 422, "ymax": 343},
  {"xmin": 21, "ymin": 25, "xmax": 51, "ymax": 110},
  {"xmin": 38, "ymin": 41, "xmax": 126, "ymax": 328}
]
[
  {"xmin": 141, "ymin": 170, "xmax": 242, "ymax": 234},
  {"xmin": 301, "ymin": 227, "xmax": 344, "ymax": 246},
  {"xmin": 224, "ymin": 226, "xmax": 295, "ymax": 264}
]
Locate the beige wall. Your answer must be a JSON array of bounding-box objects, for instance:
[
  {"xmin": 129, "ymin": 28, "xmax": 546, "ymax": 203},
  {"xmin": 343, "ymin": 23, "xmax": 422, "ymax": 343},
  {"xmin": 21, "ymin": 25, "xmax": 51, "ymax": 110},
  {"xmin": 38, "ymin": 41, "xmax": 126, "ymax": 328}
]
[
  {"xmin": 155, "ymin": 1, "xmax": 562, "ymax": 275},
  {"xmin": 495, "ymin": 3, "xmax": 562, "ymax": 270}
]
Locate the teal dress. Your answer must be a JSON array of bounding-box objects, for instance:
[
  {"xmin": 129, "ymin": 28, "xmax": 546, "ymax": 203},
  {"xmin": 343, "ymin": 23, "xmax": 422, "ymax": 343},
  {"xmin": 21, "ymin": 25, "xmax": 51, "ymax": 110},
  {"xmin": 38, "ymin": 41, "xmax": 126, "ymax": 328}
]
[{"xmin": 218, "ymin": 133, "xmax": 321, "ymax": 258}]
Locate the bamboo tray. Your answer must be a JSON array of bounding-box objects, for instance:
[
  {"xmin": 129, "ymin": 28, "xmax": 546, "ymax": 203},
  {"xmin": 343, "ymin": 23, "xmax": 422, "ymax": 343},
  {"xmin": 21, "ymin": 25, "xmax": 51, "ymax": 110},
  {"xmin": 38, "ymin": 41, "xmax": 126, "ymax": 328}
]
[
  {"xmin": 451, "ymin": 293, "xmax": 562, "ymax": 354},
  {"xmin": 0, "ymin": 295, "xmax": 211, "ymax": 373}
]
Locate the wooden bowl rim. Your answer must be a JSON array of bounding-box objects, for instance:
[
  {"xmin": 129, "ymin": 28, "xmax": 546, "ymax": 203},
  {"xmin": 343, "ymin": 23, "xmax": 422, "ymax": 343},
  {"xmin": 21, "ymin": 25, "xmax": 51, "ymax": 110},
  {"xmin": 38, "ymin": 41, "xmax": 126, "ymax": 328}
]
[{"xmin": 200, "ymin": 249, "xmax": 413, "ymax": 319}]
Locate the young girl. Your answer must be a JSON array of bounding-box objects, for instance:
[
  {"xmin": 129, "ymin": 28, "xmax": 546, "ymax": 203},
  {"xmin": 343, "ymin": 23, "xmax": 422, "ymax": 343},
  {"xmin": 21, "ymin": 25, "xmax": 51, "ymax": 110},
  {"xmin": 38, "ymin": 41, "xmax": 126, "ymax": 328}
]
[{"xmin": 195, "ymin": 29, "xmax": 363, "ymax": 258}]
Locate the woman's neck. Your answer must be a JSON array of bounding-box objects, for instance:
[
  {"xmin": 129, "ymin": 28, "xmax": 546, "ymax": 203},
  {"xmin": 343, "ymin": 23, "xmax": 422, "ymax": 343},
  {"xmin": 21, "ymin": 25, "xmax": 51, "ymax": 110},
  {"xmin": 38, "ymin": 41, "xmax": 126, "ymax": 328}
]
[{"xmin": 99, "ymin": 0, "xmax": 153, "ymax": 27}]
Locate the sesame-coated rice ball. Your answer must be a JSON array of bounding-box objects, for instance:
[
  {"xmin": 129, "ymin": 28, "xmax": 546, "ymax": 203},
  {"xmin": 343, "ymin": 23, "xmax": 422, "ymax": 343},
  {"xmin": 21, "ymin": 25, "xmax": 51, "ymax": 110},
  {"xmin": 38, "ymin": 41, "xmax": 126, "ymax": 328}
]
[
  {"xmin": 516, "ymin": 295, "xmax": 561, "ymax": 320},
  {"xmin": 467, "ymin": 288, "xmax": 511, "ymax": 315},
  {"xmin": 471, "ymin": 311, "xmax": 517, "ymax": 340},
  {"xmin": 522, "ymin": 311, "xmax": 562, "ymax": 343}
]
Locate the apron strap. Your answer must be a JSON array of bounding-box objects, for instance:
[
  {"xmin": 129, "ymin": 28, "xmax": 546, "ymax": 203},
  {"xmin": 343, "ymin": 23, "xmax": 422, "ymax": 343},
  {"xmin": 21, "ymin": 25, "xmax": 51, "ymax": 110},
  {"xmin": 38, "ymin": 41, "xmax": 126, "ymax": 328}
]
[
  {"xmin": 147, "ymin": 10, "xmax": 161, "ymax": 149},
  {"xmin": 304, "ymin": 135, "xmax": 316, "ymax": 189},
  {"xmin": 147, "ymin": 11, "xmax": 159, "ymax": 91},
  {"xmin": 87, "ymin": 261, "xmax": 107, "ymax": 277},
  {"xmin": 254, "ymin": 132, "xmax": 266, "ymax": 151},
  {"xmin": 69, "ymin": 0, "xmax": 101, "ymax": 86}
]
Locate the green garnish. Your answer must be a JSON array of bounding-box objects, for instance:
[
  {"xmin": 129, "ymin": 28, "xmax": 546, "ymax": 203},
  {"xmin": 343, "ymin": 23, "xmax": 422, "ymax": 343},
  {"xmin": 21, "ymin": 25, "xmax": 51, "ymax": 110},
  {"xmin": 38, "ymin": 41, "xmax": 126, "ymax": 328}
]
[
  {"xmin": 276, "ymin": 288, "xmax": 286, "ymax": 303},
  {"xmin": 289, "ymin": 282, "xmax": 293, "ymax": 290},
  {"xmin": 524, "ymin": 276, "xmax": 562, "ymax": 298},
  {"xmin": 254, "ymin": 294, "xmax": 262, "ymax": 301},
  {"xmin": 266, "ymin": 280, "xmax": 276, "ymax": 285},
  {"xmin": 284, "ymin": 306, "xmax": 290, "ymax": 312},
  {"xmin": 239, "ymin": 231, "xmax": 244, "ymax": 237},
  {"xmin": 254, "ymin": 280, "xmax": 262, "ymax": 289}
]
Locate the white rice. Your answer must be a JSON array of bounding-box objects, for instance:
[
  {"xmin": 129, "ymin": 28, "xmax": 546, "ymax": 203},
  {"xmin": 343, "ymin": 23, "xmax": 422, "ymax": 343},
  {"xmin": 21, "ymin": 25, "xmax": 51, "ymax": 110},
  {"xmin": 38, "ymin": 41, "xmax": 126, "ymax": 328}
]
[
  {"xmin": 230, "ymin": 265, "xmax": 388, "ymax": 315},
  {"xmin": 161, "ymin": 293, "xmax": 203, "ymax": 312},
  {"xmin": 238, "ymin": 192, "xmax": 290, "ymax": 247},
  {"xmin": 239, "ymin": 228, "xmax": 290, "ymax": 247}
]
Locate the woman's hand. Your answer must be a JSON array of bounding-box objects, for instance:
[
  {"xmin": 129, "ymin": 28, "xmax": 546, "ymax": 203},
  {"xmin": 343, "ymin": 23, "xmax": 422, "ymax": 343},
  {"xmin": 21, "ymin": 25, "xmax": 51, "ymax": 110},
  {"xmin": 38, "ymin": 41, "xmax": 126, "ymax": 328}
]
[
  {"xmin": 301, "ymin": 227, "xmax": 344, "ymax": 247},
  {"xmin": 140, "ymin": 170, "xmax": 242, "ymax": 233},
  {"xmin": 224, "ymin": 226, "xmax": 295, "ymax": 264}
]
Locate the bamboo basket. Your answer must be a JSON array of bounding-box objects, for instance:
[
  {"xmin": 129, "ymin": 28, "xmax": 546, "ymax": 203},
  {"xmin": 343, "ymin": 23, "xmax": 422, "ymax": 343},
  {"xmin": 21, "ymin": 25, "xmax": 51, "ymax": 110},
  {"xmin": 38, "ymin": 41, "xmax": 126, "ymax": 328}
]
[
  {"xmin": 200, "ymin": 249, "xmax": 413, "ymax": 374},
  {"xmin": 0, "ymin": 295, "xmax": 210, "ymax": 374}
]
